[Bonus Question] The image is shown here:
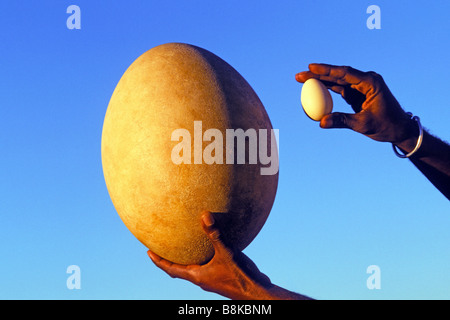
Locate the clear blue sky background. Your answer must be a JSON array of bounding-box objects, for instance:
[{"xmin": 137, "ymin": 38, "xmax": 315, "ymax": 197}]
[{"xmin": 0, "ymin": 1, "xmax": 448, "ymax": 300}]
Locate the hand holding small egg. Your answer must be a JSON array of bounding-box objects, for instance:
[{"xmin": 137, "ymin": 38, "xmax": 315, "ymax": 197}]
[
  {"xmin": 296, "ymin": 63, "xmax": 450, "ymax": 201},
  {"xmin": 296, "ymin": 63, "xmax": 417, "ymax": 146}
]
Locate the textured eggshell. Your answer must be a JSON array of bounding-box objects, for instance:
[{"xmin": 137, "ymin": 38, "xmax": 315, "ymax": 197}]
[
  {"xmin": 101, "ymin": 43, "xmax": 278, "ymax": 265},
  {"xmin": 301, "ymin": 78, "xmax": 333, "ymax": 121}
]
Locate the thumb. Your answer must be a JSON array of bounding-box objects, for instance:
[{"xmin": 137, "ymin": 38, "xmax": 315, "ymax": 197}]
[
  {"xmin": 200, "ymin": 211, "xmax": 232, "ymax": 258},
  {"xmin": 320, "ymin": 112, "xmax": 360, "ymax": 130}
]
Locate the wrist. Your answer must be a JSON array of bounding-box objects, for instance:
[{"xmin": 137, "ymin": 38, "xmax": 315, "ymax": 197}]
[
  {"xmin": 393, "ymin": 113, "xmax": 423, "ymax": 155},
  {"xmin": 215, "ymin": 273, "xmax": 273, "ymax": 300},
  {"xmin": 238, "ymin": 280, "xmax": 313, "ymax": 300},
  {"xmin": 255, "ymin": 283, "xmax": 313, "ymax": 300}
]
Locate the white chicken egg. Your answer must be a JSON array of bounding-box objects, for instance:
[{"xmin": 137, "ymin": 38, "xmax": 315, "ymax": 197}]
[{"xmin": 301, "ymin": 78, "xmax": 333, "ymax": 121}]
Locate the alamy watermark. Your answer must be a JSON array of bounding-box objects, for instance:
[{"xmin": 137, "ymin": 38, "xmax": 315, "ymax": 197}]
[
  {"xmin": 171, "ymin": 121, "xmax": 279, "ymax": 176},
  {"xmin": 366, "ymin": 265, "xmax": 381, "ymax": 290},
  {"xmin": 66, "ymin": 5, "xmax": 81, "ymax": 30},
  {"xmin": 367, "ymin": 5, "xmax": 381, "ymax": 30},
  {"xmin": 66, "ymin": 265, "xmax": 81, "ymax": 290}
]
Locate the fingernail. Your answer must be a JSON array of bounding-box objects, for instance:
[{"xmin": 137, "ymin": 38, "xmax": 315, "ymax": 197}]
[
  {"xmin": 320, "ymin": 115, "xmax": 333, "ymax": 128},
  {"xmin": 147, "ymin": 250, "xmax": 156, "ymax": 259},
  {"xmin": 202, "ymin": 213, "xmax": 214, "ymax": 227}
]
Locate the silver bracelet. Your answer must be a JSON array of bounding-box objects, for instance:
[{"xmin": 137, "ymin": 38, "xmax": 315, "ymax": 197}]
[{"xmin": 392, "ymin": 112, "xmax": 423, "ymax": 158}]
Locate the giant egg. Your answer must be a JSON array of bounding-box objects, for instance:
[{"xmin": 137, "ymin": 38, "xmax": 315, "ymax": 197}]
[{"xmin": 101, "ymin": 43, "xmax": 278, "ymax": 265}]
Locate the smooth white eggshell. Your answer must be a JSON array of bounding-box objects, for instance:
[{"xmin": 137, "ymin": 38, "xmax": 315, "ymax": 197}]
[{"xmin": 301, "ymin": 78, "xmax": 333, "ymax": 121}]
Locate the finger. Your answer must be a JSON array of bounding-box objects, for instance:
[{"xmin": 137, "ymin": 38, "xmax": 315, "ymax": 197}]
[
  {"xmin": 295, "ymin": 71, "xmax": 315, "ymax": 83},
  {"xmin": 147, "ymin": 250, "xmax": 198, "ymax": 280},
  {"xmin": 320, "ymin": 112, "xmax": 360, "ymax": 130},
  {"xmin": 309, "ymin": 63, "xmax": 366, "ymax": 83},
  {"xmin": 308, "ymin": 64, "xmax": 374, "ymax": 96},
  {"xmin": 319, "ymin": 80, "xmax": 345, "ymax": 95},
  {"xmin": 329, "ymin": 85, "xmax": 345, "ymax": 95},
  {"xmin": 200, "ymin": 211, "xmax": 232, "ymax": 257},
  {"xmin": 296, "ymin": 72, "xmax": 344, "ymax": 96}
]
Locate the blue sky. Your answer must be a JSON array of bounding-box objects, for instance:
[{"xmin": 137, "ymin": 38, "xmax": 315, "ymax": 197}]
[{"xmin": 0, "ymin": 1, "xmax": 449, "ymax": 299}]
